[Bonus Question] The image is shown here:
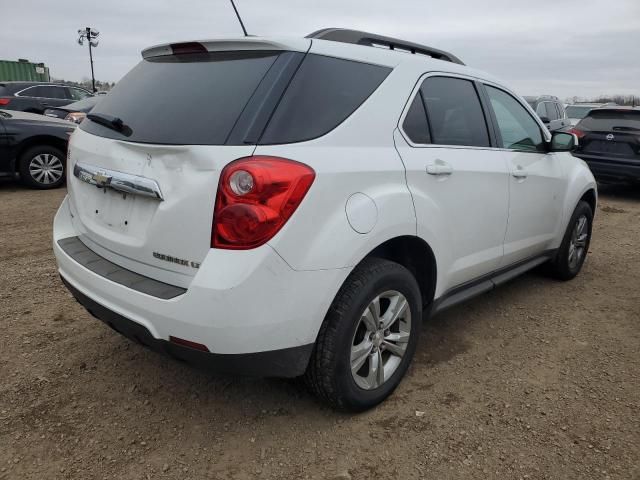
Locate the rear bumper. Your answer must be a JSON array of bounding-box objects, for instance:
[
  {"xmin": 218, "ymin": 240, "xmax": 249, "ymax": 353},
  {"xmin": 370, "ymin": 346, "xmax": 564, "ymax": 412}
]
[
  {"xmin": 575, "ymin": 154, "xmax": 640, "ymax": 182},
  {"xmin": 62, "ymin": 276, "xmax": 313, "ymax": 377},
  {"xmin": 53, "ymin": 195, "xmax": 350, "ymax": 377}
]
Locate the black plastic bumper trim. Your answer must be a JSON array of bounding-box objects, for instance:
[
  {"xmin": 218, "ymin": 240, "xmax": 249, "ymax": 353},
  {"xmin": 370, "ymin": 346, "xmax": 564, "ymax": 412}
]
[
  {"xmin": 57, "ymin": 236, "xmax": 186, "ymax": 300},
  {"xmin": 61, "ymin": 276, "xmax": 314, "ymax": 378}
]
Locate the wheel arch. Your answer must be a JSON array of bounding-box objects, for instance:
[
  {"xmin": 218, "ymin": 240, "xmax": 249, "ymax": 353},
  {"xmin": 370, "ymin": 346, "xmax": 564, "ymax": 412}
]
[
  {"xmin": 579, "ymin": 188, "xmax": 597, "ymax": 215},
  {"xmin": 14, "ymin": 135, "xmax": 68, "ymax": 171},
  {"xmin": 362, "ymin": 235, "xmax": 437, "ymax": 308}
]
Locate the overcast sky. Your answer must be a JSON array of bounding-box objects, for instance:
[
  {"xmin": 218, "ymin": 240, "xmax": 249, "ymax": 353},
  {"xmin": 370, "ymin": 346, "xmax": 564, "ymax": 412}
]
[{"xmin": 1, "ymin": 0, "xmax": 638, "ymax": 99}]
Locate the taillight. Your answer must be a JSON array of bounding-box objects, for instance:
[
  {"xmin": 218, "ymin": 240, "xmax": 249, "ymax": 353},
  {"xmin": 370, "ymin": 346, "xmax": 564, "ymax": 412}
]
[
  {"xmin": 65, "ymin": 112, "xmax": 87, "ymax": 124},
  {"xmin": 0, "ymin": 98, "xmax": 11, "ymax": 105},
  {"xmin": 170, "ymin": 42, "xmax": 207, "ymax": 55},
  {"xmin": 569, "ymin": 127, "xmax": 586, "ymax": 139},
  {"xmin": 212, "ymin": 156, "xmax": 315, "ymax": 250}
]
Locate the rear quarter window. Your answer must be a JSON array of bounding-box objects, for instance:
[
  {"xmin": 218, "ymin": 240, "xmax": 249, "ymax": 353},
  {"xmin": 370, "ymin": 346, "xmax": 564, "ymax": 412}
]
[{"xmin": 259, "ymin": 55, "xmax": 391, "ymax": 144}]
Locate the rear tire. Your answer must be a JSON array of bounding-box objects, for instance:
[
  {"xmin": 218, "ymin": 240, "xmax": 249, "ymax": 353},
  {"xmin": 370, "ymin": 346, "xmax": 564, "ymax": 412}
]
[
  {"xmin": 18, "ymin": 145, "xmax": 66, "ymax": 189},
  {"xmin": 304, "ymin": 258, "xmax": 422, "ymax": 411},
  {"xmin": 548, "ymin": 201, "xmax": 593, "ymax": 280}
]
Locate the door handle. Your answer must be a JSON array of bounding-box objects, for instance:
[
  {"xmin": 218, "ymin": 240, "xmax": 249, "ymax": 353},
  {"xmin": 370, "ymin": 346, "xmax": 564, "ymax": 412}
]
[
  {"xmin": 512, "ymin": 166, "xmax": 528, "ymax": 179},
  {"xmin": 426, "ymin": 161, "xmax": 453, "ymax": 176}
]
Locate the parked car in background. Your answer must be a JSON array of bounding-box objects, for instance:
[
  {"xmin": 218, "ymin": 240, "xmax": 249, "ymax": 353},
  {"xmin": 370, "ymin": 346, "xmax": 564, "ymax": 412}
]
[
  {"xmin": 0, "ymin": 81, "xmax": 93, "ymax": 115},
  {"xmin": 524, "ymin": 95, "xmax": 570, "ymax": 131},
  {"xmin": 53, "ymin": 29, "xmax": 597, "ymax": 411},
  {"xmin": 565, "ymin": 103, "xmax": 617, "ymax": 126},
  {"xmin": 0, "ymin": 109, "xmax": 75, "ymax": 188},
  {"xmin": 44, "ymin": 96, "xmax": 101, "ymax": 124},
  {"xmin": 571, "ymin": 107, "xmax": 640, "ymax": 183}
]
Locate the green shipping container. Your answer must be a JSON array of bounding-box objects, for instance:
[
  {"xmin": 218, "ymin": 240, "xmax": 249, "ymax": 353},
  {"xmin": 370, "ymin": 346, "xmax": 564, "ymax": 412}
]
[{"xmin": 0, "ymin": 59, "xmax": 51, "ymax": 82}]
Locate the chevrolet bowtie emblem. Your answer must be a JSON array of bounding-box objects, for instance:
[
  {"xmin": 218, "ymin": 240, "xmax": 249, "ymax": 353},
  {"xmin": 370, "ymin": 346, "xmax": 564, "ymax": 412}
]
[{"xmin": 92, "ymin": 171, "xmax": 112, "ymax": 187}]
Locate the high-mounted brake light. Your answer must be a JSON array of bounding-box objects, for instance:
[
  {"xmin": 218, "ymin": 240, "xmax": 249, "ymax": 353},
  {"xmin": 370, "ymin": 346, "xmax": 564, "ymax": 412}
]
[
  {"xmin": 568, "ymin": 127, "xmax": 585, "ymax": 139},
  {"xmin": 170, "ymin": 42, "xmax": 208, "ymax": 55},
  {"xmin": 212, "ymin": 156, "xmax": 315, "ymax": 250},
  {"xmin": 0, "ymin": 98, "xmax": 11, "ymax": 105}
]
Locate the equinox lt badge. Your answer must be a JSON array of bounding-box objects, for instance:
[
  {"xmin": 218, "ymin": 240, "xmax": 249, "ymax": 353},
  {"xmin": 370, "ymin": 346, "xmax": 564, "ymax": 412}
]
[{"xmin": 153, "ymin": 252, "xmax": 200, "ymax": 269}]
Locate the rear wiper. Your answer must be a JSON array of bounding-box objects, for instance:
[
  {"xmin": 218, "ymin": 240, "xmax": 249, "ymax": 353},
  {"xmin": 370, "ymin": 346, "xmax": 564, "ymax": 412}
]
[
  {"xmin": 87, "ymin": 113, "xmax": 126, "ymax": 132},
  {"xmin": 612, "ymin": 125, "xmax": 640, "ymax": 132}
]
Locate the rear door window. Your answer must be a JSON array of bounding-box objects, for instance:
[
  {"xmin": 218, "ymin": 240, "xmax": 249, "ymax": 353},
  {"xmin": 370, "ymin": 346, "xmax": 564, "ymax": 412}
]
[
  {"xmin": 485, "ymin": 86, "xmax": 544, "ymax": 152},
  {"xmin": 419, "ymin": 76, "xmax": 490, "ymax": 147},
  {"xmin": 402, "ymin": 93, "xmax": 431, "ymax": 144},
  {"xmin": 81, "ymin": 51, "xmax": 281, "ymax": 145},
  {"xmin": 19, "ymin": 85, "xmax": 66, "ymax": 99},
  {"xmin": 259, "ymin": 55, "xmax": 391, "ymax": 144},
  {"xmin": 69, "ymin": 87, "xmax": 92, "ymax": 101}
]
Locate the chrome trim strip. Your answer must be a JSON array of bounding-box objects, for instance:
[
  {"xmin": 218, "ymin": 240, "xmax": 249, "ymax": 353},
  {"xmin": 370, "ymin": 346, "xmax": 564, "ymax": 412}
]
[{"xmin": 73, "ymin": 161, "xmax": 164, "ymax": 201}]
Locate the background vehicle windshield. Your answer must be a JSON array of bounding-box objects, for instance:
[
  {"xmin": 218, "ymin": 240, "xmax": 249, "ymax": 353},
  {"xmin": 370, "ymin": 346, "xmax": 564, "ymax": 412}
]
[{"xmin": 566, "ymin": 105, "xmax": 594, "ymax": 119}]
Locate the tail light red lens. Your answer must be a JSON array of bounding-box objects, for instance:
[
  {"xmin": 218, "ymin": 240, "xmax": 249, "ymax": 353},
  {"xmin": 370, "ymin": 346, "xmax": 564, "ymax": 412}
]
[
  {"xmin": 212, "ymin": 156, "xmax": 315, "ymax": 250},
  {"xmin": 568, "ymin": 127, "xmax": 586, "ymax": 139},
  {"xmin": 170, "ymin": 42, "xmax": 207, "ymax": 55},
  {"xmin": 0, "ymin": 98, "xmax": 11, "ymax": 105},
  {"xmin": 169, "ymin": 336, "xmax": 210, "ymax": 352}
]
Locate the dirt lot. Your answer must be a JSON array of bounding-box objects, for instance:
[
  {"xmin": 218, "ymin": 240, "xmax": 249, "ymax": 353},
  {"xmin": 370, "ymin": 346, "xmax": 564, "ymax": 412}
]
[{"xmin": 1, "ymin": 181, "xmax": 639, "ymax": 480}]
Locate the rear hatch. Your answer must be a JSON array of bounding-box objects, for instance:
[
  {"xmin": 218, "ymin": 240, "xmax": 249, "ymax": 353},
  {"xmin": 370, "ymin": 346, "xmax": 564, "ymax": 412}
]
[
  {"xmin": 66, "ymin": 37, "xmax": 393, "ymax": 288},
  {"xmin": 574, "ymin": 109, "xmax": 640, "ymax": 161},
  {"xmin": 67, "ymin": 39, "xmax": 310, "ymax": 287}
]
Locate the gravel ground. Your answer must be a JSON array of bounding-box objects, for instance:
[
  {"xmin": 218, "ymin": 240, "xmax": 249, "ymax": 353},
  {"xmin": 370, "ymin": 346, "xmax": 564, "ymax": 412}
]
[{"xmin": 0, "ymin": 181, "xmax": 639, "ymax": 480}]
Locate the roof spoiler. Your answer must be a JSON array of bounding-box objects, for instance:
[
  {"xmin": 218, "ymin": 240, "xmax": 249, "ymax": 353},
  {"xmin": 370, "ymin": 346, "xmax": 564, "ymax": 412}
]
[
  {"xmin": 141, "ymin": 38, "xmax": 310, "ymax": 59},
  {"xmin": 307, "ymin": 28, "xmax": 465, "ymax": 65}
]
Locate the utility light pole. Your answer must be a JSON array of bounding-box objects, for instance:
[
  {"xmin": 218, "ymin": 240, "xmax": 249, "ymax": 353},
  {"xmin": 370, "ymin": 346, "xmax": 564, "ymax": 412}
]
[{"xmin": 77, "ymin": 27, "xmax": 99, "ymax": 93}]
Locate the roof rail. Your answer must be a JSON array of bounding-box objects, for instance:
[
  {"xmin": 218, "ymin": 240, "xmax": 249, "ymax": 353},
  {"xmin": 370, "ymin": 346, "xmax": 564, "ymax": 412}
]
[{"xmin": 306, "ymin": 28, "xmax": 465, "ymax": 65}]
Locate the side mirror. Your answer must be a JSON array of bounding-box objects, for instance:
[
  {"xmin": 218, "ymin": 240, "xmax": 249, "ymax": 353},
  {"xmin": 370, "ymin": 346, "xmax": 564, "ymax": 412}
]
[
  {"xmin": 539, "ymin": 116, "xmax": 551, "ymax": 124},
  {"xmin": 549, "ymin": 131, "xmax": 577, "ymax": 152}
]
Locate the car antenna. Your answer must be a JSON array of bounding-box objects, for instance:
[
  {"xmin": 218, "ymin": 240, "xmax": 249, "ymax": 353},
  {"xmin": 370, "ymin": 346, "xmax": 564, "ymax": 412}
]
[{"xmin": 229, "ymin": 0, "xmax": 249, "ymax": 37}]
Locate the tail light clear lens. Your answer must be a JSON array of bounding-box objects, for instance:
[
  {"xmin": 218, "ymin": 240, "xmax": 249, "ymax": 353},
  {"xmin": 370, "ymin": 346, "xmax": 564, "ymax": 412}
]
[
  {"xmin": 212, "ymin": 156, "xmax": 315, "ymax": 250},
  {"xmin": 65, "ymin": 112, "xmax": 87, "ymax": 124}
]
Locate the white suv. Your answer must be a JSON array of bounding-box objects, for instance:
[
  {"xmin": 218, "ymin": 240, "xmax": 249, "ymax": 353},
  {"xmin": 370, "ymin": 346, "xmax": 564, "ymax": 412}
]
[{"xmin": 53, "ymin": 29, "xmax": 597, "ymax": 411}]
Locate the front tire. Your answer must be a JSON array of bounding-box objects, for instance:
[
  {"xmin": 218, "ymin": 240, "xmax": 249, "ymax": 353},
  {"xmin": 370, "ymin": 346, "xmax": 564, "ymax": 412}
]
[
  {"xmin": 304, "ymin": 258, "xmax": 422, "ymax": 411},
  {"xmin": 548, "ymin": 200, "xmax": 593, "ymax": 280},
  {"xmin": 18, "ymin": 145, "xmax": 66, "ymax": 189}
]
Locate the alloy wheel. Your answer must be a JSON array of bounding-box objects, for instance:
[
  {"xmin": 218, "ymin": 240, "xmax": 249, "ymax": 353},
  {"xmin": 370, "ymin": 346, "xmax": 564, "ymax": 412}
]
[
  {"xmin": 350, "ymin": 290, "xmax": 412, "ymax": 390},
  {"xmin": 29, "ymin": 153, "xmax": 64, "ymax": 185},
  {"xmin": 568, "ymin": 214, "xmax": 589, "ymax": 270}
]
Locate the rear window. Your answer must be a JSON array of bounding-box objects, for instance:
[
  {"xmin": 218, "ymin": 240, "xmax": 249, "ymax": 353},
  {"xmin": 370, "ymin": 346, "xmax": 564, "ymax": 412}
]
[
  {"xmin": 566, "ymin": 106, "xmax": 594, "ymax": 119},
  {"xmin": 259, "ymin": 55, "xmax": 391, "ymax": 144},
  {"xmin": 65, "ymin": 96, "xmax": 100, "ymax": 112},
  {"xmin": 578, "ymin": 110, "xmax": 640, "ymax": 131},
  {"xmin": 81, "ymin": 51, "xmax": 391, "ymax": 146},
  {"xmin": 81, "ymin": 51, "xmax": 281, "ymax": 145}
]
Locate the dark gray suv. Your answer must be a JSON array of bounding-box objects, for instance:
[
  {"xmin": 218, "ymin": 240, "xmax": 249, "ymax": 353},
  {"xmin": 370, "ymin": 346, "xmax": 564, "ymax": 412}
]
[{"xmin": 525, "ymin": 95, "xmax": 570, "ymax": 131}]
